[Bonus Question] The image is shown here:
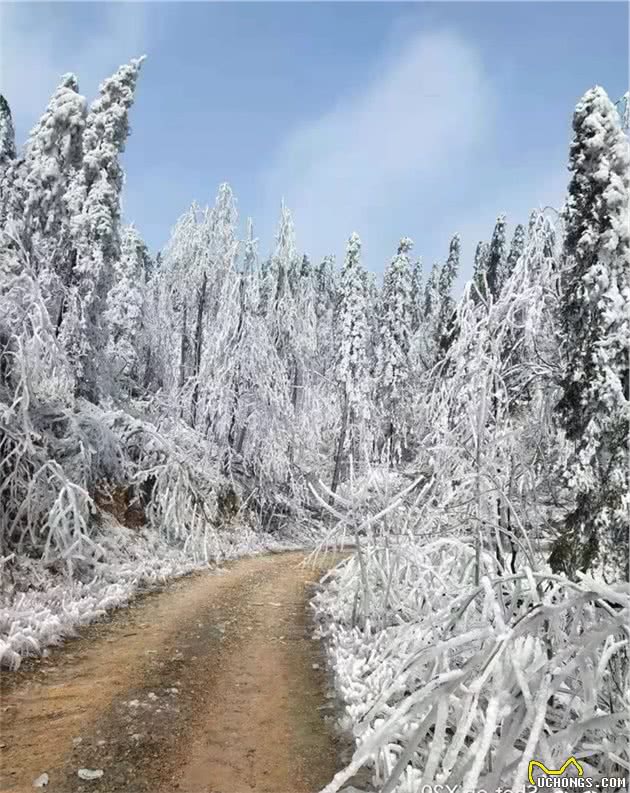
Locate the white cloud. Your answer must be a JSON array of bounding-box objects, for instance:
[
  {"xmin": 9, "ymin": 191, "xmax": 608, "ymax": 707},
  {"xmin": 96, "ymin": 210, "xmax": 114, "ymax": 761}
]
[
  {"xmin": 0, "ymin": 3, "xmax": 149, "ymax": 140},
  {"xmin": 259, "ymin": 29, "xmax": 494, "ymax": 266}
]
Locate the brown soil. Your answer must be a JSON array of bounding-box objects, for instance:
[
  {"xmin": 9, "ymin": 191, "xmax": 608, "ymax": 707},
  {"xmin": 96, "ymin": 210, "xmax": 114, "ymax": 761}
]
[{"xmin": 0, "ymin": 551, "xmax": 355, "ymax": 793}]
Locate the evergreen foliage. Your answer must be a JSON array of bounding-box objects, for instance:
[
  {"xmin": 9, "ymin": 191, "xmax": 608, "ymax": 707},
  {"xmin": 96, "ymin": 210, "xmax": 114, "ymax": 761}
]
[{"xmin": 551, "ymin": 86, "xmax": 630, "ymax": 581}]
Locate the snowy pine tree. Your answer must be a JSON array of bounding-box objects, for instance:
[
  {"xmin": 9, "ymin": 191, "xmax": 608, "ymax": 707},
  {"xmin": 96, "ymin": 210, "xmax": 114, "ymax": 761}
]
[
  {"xmin": 266, "ymin": 202, "xmax": 300, "ymax": 379},
  {"xmin": 315, "ymin": 255, "xmax": 336, "ymax": 319},
  {"xmin": 0, "ymin": 95, "xmax": 16, "ymax": 232},
  {"xmin": 0, "ymin": 95, "xmax": 16, "ymax": 173},
  {"xmin": 104, "ymin": 225, "xmax": 148, "ymax": 394},
  {"xmin": 550, "ymin": 86, "xmax": 630, "ymax": 581},
  {"xmin": 331, "ymin": 233, "xmax": 370, "ymax": 492},
  {"xmin": 423, "ymin": 261, "xmax": 440, "ymax": 319},
  {"xmin": 435, "ymin": 233, "xmax": 460, "ymax": 358},
  {"xmin": 472, "ymin": 240, "xmax": 489, "ymax": 303},
  {"xmin": 262, "ymin": 201, "xmax": 298, "ymax": 336},
  {"xmin": 6, "ymin": 74, "xmax": 86, "ymax": 267},
  {"xmin": 616, "ymin": 90, "xmax": 629, "ymax": 132},
  {"xmin": 61, "ymin": 57, "xmax": 145, "ymax": 401},
  {"xmin": 313, "ymin": 255, "xmax": 337, "ymax": 383},
  {"xmin": 486, "ymin": 213, "xmax": 507, "ymax": 299},
  {"xmin": 506, "ymin": 223, "xmax": 526, "ymax": 281},
  {"xmin": 410, "ymin": 256, "xmax": 423, "ymax": 332},
  {"xmin": 376, "ymin": 237, "xmax": 414, "ymax": 459}
]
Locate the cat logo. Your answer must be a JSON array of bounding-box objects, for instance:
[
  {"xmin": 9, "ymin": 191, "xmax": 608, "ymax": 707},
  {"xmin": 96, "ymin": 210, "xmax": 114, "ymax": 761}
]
[{"xmin": 528, "ymin": 757, "xmax": 584, "ymax": 785}]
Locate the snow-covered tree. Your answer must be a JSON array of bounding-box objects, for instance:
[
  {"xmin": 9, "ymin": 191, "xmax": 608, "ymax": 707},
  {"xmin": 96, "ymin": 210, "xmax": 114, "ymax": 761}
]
[
  {"xmin": 472, "ymin": 240, "xmax": 489, "ymax": 303},
  {"xmin": 506, "ymin": 223, "xmax": 525, "ymax": 281},
  {"xmin": 410, "ymin": 256, "xmax": 423, "ymax": 332},
  {"xmin": 550, "ymin": 86, "xmax": 629, "ymax": 581},
  {"xmin": 264, "ymin": 201, "xmax": 298, "ymax": 329},
  {"xmin": 331, "ymin": 233, "xmax": 370, "ymax": 492},
  {"xmin": 0, "ymin": 94, "xmax": 16, "ymax": 235},
  {"xmin": 315, "ymin": 255, "xmax": 336, "ymax": 319},
  {"xmin": 268, "ymin": 203, "xmax": 295, "ymax": 310},
  {"xmin": 313, "ymin": 255, "xmax": 337, "ymax": 381},
  {"xmin": 376, "ymin": 237, "xmax": 415, "ymax": 459},
  {"xmin": 423, "ymin": 260, "xmax": 440, "ymax": 319},
  {"xmin": 225, "ymin": 225, "xmax": 294, "ymax": 484},
  {"xmin": 363, "ymin": 269, "xmax": 380, "ymax": 372},
  {"xmin": 61, "ymin": 57, "xmax": 145, "ymax": 401},
  {"xmin": 486, "ymin": 213, "xmax": 507, "ymax": 299},
  {"xmin": 104, "ymin": 225, "xmax": 148, "ymax": 394},
  {"xmin": 616, "ymin": 90, "xmax": 629, "ymax": 131},
  {"xmin": 1, "ymin": 77, "xmax": 86, "ymax": 290},
  {"xmin": 159, "ymin": 184, "xmax": 240, "ymax": 430},
  {"xmin": 223, "ymin": 219, "xmax": 281, "ymax": 466},
  {"xmin": 194, "ymin": 183, "xmax": 240, "ymax": 429},
  {"xmin": 435, "ymin": 233, "xmax": 460, "ymax": 357},
  {"xmin": 0, "ymin": 94, "xmax": 16, "ymax": 172}
]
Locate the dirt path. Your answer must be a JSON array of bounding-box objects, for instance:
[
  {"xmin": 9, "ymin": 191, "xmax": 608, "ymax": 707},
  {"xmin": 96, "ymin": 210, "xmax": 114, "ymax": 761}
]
[{"xmin": 0, "ymin": 552, "xmax": 353, "ymax": 793}]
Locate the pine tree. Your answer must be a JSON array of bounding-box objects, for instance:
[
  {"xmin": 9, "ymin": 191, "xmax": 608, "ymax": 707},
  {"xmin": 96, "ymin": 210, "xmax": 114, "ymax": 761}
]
[
  {"xmin": 104, "ymin": 225, "xmax": 148, "ymax": 394},
  {"xmin": 265, "ymin": 201, "xmax": 298, "ymax": 330},
  {"xmin": 207, "ymin": 183, "xmax": 238, "ymax": 313},
  {"xmin": 550, "ymin": 86, "xmax": 630, "ymax": 581},
  {"xmin": 314, "ymin": 255, "xmax": 337, "ymax": 381},
  {"xmin": 190, "ymin": 186, "xmax": 239, "ymax": 428},
  {"xmin": 266, "ymin": 201, "xmax": 299, "ymax": 363},
  {"xmin": 363, "ymin": 269, "xmax": 380, "ymax": 364},
  {"xmin": 424, "ymin": 261, "xmax": 440, "ymax": 319},
  {"xmin": 472, "ymin": 241, "xmax": 489, "ymax": 303},
  {"xmin": 486, "ymin": 214, "xmax": 507, "ymax": 298},
  {"xmin": 435, "ymin": 234, "xmax": 460, "ymax": 357},
  {"xmin": 617, "ymin": 90, "xmax": 629, "ymax": 132},
  {"xmin": 331, "ymin": 233, "xmax": 370, "ymax": 492},
  {"xmin": 505, "ymin": 223, "xmax": 525, "ymax": 281},
  {"xmin": 211, "ymin": 182, "xmax": 237, "ymax": 252},
  {"xmin": 0, "ymin": 95, "xmax": 16, "ymax": 171},
  {"xmin": 376, "ymin": 237, "xmax": 415, "ymax": 459},
  {"xmin": 300, "ymin": 253, "xmax": 312, "ymax": 280},
  {"xmin": 204, "ymin": 183, "xmax": 239, "ymax": 339},
  {"xmin": 262, "ymin": 203, "xmax": 318, "ymax": 473},
  {"xmin": 315, "ymin": 255, "xmax": 336, "ymax": 319},
  {"xmin": 0, "ymin": 94, "xmax": 16, "ymax": 232},
  {"xmin": 225, "ymin": 218, "xmax": 258, "ymax": 457},
  {"xmin": 62, "ymin": 57, "xmax": 145, "ymax": 401},
  {"xmin": 410, "ymin": 257, "xmax": 423, "ymax": 332},
  {"xmin": 1, "ymin": 77, "xmax": 85, "ymax": 274},
  {"xmin": 222, "ymin": 220, "xmax": 293, "ymax": 482}
]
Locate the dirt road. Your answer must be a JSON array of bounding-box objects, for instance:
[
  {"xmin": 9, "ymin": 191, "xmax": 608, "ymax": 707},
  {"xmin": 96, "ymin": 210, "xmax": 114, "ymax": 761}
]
[{"xmin": 0, "ymin": 552, "xmax": 354, "ymax": 793}]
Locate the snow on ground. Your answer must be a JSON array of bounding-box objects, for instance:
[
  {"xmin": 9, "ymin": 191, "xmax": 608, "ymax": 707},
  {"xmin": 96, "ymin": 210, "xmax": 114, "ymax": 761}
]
[
  {"xmin": 0, "ymin": 516, "xmax": 311, "ymax": 670},
  {"xmin": 311, "ymin": 538, "xmax": 630, "ymax": 793}
]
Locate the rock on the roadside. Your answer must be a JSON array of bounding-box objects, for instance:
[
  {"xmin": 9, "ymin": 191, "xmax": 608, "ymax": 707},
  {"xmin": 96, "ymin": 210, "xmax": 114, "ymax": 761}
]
[{"xmin": 78, "ymin": 769, "xmax": 104, "ymax": 781}]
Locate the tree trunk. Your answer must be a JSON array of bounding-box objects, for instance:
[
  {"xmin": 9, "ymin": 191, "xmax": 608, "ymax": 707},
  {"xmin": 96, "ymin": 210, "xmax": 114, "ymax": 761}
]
[
  {"xmin": 227, "ymin": 286, "xmax": 246, "ymax": 450},
  {"xmin": 291, "ymin": 358, "xmax": 302, "ymax": 411},
  {"xmin": 190, "ymin": 273, "xmax": 207, "ymax": 427},
  {"xmin": 331, "ymin": 391, "xmax": 349, "ymax": 498},
  {"xmin": 474, "ymin": 381, "xmax": 487, "ymax": 585},
  {"xmin": 54, "ymin": 295, "xmax": 65, "ymax": 338},
  {"xmin": 235, "ymin": 424, "xmax": 248, "ymax": 456},
  {"xmin": 178, "ymin": 303, "xmax": 188, "ymax": 390}
]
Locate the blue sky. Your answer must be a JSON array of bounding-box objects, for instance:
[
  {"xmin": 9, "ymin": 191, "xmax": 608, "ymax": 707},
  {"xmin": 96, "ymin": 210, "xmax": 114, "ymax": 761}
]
[{"xmin": 1, "ymin": 2, "xmax": 627, "ymax": 286}]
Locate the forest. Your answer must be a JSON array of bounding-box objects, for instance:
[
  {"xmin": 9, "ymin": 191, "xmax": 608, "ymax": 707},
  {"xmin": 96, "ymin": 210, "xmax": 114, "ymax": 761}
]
[{"xmin": 0, "ymin": 55, "xmax": 628, "ymax": 792}]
